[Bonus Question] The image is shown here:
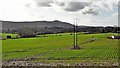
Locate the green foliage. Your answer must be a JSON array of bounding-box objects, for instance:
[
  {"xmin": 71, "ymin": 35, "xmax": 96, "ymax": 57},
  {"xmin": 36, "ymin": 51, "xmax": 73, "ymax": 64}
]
[{"xmin": 0, "ymin": 33, "xmax": 18, "ymax": 39}]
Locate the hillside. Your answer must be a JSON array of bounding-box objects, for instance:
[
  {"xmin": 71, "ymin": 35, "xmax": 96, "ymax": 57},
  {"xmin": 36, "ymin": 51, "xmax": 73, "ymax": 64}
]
[
  {"xmin": 1, "ymin": 20, "xmax": 119, "ymax": 33},
  {"xmin": 1, "ymin": 20, "xmax": 74, "ymax": 30}
]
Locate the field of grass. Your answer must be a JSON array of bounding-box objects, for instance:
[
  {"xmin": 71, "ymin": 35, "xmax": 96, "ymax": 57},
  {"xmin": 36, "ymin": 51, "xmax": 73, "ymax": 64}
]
[{"xmin": 2, "ymin": 33, "xmax": 119, "ymax": 65}]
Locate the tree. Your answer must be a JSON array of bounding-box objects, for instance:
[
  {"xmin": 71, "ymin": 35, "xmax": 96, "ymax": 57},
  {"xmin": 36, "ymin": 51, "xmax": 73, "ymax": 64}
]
[{"xmin": 17, "ymin": 27, "xmax": 36, "ymax": 38}]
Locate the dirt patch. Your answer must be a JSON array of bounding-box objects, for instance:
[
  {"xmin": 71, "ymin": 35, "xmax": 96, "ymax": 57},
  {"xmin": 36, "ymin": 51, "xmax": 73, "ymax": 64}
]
[{"xmin": 2, "ymin": 61, "xmax": 119, "ymax": 67}]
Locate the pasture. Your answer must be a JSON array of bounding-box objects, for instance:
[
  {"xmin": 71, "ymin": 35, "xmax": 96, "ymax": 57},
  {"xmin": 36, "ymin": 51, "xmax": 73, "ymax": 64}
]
[{"xmin": 2, "ymin": 33, "xmax": 119, "ymax": 66}]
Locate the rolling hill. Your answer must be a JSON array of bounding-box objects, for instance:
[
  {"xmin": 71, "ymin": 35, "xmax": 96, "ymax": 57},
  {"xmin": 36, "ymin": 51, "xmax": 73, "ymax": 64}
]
[{"xmin": 1, "ymin": 20, "xmax": 74, "ymax": 30}]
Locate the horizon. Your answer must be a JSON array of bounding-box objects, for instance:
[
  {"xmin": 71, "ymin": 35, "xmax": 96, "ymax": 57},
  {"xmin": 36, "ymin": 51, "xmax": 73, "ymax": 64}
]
[{"xmin": 1, "ymin": 19, "xmax": 118, "ymax": 27}]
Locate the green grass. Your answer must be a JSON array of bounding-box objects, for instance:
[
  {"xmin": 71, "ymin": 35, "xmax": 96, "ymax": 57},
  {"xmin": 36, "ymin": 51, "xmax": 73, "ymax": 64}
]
[{"xmin": 2, "ymin": 33, "xmax": 119, "ymax": 64}]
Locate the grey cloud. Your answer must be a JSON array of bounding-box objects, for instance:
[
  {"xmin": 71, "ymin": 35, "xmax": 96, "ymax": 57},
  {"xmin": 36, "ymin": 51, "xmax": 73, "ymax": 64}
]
[
  {"xmin": 34, "ymin": 0, "xmax": 53, "ymax": 2},
  {"xmin": 25, "ymin": 0, "xmax": 53, "ymax": 8},
  {"xmin": 59, "ymin": 2, "xmax": 91, "ymax": 12},
  {"xmin": 34, "ymin": 1, "xmax": 91, "ymax": 11},
  {"xmin": 54, "ymin": 2, "xmax": 65, "ymax": 6},
  {"xmin": 27, "ymin": 0, "xmax": 119, "ymax": 15},
  {"xmin": 36, "ymin": 2, "xmax": 52, "ymax": 7},
  {"xmin": 82, "ymin": 8, "xmax": 99, "ymax": 15}
]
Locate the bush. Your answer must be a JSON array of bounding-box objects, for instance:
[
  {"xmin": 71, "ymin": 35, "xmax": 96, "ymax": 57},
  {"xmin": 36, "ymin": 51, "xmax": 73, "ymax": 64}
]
[
  {"xmin": 20, "ymin": 34, "xmax": 36, "ymax": 38},
  {"xmin": 17, "ymin": 27, "xmax": 36, "ymax": 38},
  {"xmin": 7, "ymin": 35, "xmax": 11, "ymax": 38}
]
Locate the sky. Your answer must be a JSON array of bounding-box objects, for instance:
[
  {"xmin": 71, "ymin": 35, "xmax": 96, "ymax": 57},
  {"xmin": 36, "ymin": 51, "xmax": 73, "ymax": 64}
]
[{"xmin": 0, "ymin": 0, "xmax": 119, "ymax": 26}]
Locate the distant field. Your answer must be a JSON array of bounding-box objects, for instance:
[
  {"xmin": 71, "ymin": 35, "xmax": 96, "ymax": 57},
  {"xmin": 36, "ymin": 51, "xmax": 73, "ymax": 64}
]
[{"xmin": 2, "ymin": 33, "xmax": 119, "ymax": 66}]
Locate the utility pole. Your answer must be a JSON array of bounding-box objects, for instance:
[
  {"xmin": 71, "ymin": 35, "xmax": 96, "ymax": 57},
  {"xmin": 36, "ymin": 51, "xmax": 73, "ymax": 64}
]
[{"xmin": 73, "ymin": 17, "xmax": 80, "ymax": 49}]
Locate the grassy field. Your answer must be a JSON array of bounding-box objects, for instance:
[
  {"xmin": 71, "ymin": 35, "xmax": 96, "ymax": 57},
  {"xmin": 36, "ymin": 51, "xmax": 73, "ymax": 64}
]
[{"xmin": 2, "ymin": 33, "xmax": 119, "ymax": 65}]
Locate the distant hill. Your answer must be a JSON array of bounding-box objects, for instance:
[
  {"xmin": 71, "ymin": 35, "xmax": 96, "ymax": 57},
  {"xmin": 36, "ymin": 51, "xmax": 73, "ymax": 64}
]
[
  {"xmin": 1, "ymin": 20, "xmax": 118, "ymax": 34},
  {"xmin": 1, "ymin": 20, "xmax": 74, "ymax": 30}
]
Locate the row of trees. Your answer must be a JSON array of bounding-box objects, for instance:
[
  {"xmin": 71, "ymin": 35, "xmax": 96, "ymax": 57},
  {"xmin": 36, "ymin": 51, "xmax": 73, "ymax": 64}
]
[
  {"xmin": 2, "ymin": 26, "xmax": 120, "ymax": 38},
  {"xmin": 77, "ymin": 26, "xmax": 119, "ymax": 33}
]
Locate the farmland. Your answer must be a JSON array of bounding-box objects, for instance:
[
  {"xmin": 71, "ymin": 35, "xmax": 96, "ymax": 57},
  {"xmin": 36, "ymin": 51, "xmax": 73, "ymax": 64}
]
[{"xmin": 1, "ymin": 33, "xmax": 119, "ymax": 66}]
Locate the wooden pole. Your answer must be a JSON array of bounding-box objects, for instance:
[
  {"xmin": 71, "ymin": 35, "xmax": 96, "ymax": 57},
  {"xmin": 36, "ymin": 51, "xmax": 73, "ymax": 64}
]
[{"xmin": 73, "ymin": 13, "xmax": 75, "ymax": 49}]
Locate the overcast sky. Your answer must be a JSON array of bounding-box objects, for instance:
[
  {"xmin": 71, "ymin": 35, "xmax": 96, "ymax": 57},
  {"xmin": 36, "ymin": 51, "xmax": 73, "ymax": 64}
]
[{"xmin": 0, "ymin": 0, "xmax": 119, "ymax": 26}]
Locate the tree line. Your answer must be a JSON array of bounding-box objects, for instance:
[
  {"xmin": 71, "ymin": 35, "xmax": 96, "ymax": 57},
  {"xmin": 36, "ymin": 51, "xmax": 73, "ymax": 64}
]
[{"xmin": 2, "ymin": 26, "xmax": 120, "ymax": 38}]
